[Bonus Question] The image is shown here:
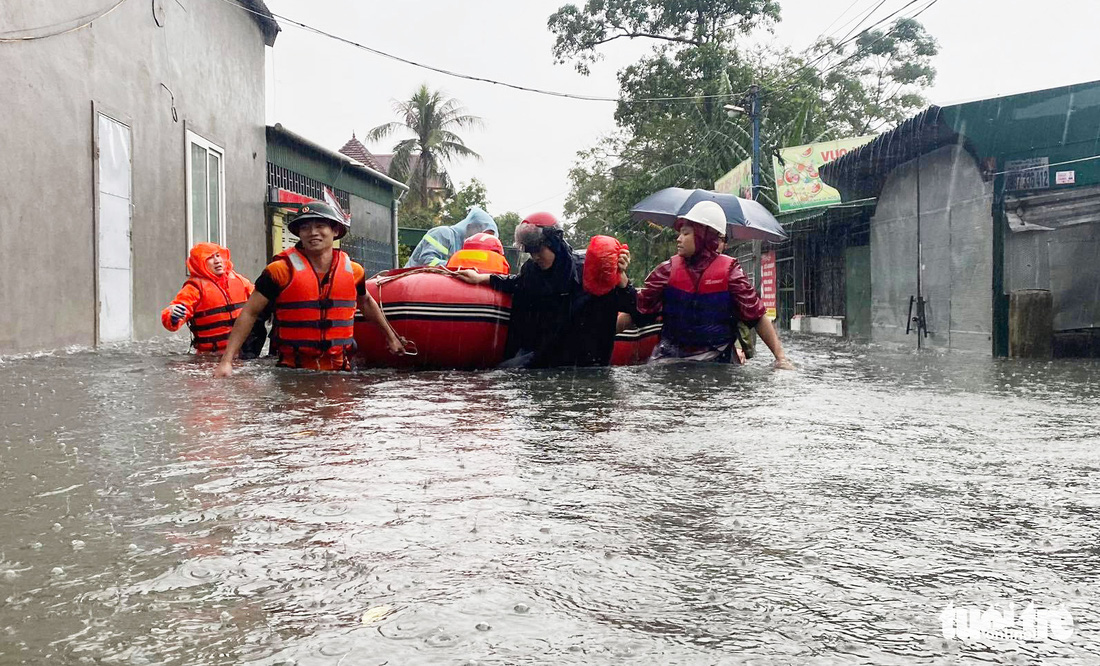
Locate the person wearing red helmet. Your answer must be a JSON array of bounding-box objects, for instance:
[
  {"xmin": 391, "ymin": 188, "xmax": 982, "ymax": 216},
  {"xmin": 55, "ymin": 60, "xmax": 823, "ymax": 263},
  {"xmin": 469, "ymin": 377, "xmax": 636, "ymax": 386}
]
[
  {"xmin": 455, "ymin": 211, "xmax": 635, "ymax": 367},
  {"xmin": 445, "ymin": 231, "xmax": 510, "ymax": 274}
]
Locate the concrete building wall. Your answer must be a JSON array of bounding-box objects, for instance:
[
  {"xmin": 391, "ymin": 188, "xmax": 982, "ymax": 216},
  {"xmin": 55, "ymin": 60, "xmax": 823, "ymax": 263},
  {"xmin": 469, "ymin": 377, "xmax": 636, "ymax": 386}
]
[
  {"xmin": 0, "ymin": 0, "xmax": 268, "ymax": 353},
  {"xmin": 1005, "ymin": 186, "xmax": 1100, "ymax": 332},
  {"xmin": 348, "ymin": 194, "xmax": 396, "ymax": 276},
  {"xmin": 870, "ymin": 145, "xmax": 993, "ymax": 351}
]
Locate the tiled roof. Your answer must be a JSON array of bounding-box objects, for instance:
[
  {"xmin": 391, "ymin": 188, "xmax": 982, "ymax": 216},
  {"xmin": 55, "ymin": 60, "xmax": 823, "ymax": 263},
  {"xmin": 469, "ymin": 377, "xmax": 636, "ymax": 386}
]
[
  {"xmin": 338, "ymin": 134, "xmax": 448, "ymax": 191},
  {"xmin": 337, "ymin": 134, "xmax": 380, "ymax": 170}
]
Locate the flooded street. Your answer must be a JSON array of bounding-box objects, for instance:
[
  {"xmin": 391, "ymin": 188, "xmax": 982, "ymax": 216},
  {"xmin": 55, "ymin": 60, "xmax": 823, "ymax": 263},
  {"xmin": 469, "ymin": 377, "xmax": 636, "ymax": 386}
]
[{"xmin": 1, "ymin": 337, "xmax": 1099, "ymax": 664}]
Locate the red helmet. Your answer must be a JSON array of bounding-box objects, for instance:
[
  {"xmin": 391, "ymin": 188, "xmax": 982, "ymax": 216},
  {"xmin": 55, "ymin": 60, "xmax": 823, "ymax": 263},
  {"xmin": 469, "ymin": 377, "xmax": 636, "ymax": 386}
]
[
  {"xmin": 523, "ymin": 211, "xmax": 560, "ymax": 228},
  {"xmin": 463, "ymin": 232, "xmax": 504, "ymax": 254}
]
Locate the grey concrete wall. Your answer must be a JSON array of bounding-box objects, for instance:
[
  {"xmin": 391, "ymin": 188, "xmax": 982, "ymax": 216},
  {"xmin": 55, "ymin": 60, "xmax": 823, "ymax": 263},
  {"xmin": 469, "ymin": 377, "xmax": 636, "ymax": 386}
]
[
  {"xmin": 870, "ymin": 145, "xmax": 993, "ymax": 351},
  {"xmin": 0, "ymin": 0, "xmax": 268, "ymax": 353},
  {"xmin": 1006, "ymin": 200, "xmax": 1100, "ymax": 332},
  {"xmin": 345, "ymin": 194, "xmax": 395, "ymax": 276},
  {"xmin": 349, "ymin": 195, "xmax": 392, "ymax": 244}
]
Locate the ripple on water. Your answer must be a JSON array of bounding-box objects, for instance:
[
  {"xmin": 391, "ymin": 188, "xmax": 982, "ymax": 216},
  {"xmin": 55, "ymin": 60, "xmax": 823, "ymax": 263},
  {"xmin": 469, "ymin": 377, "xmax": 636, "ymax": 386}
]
[{"xmin": 3, "ymin": 338, "xmax": 1100, "ymax": 663}]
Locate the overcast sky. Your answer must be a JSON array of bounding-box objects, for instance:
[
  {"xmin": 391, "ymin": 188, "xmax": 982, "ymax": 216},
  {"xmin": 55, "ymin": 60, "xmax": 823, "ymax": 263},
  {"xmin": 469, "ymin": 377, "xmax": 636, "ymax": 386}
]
[{"xmin": 261, "ymin": 0, "xmax": 1099, "ymax": 222}]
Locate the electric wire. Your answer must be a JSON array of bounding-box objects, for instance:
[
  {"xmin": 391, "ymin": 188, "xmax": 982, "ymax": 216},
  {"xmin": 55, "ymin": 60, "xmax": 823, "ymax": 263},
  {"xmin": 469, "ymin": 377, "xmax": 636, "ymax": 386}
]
[
  {"xmin": 0, "ymin": 0, "xmax": 129, "ymax": 42},
  {"xmin": 832, "ymin": 0, "xmax": 892, "ymax": 48},
  {"xmin": 215, "ymin": 0, "xmax": 747, "ymax": 105},
  {"xmin": 992, "ymin": 154, "xmax": 1100, "ymax": 176},
  {"xmin": 766, "ymin": 0, "xmax": 929, "ymax": 93},
  {"xmin": 818, "ymin": 0, "xmax": 882, "ymax": 42}
]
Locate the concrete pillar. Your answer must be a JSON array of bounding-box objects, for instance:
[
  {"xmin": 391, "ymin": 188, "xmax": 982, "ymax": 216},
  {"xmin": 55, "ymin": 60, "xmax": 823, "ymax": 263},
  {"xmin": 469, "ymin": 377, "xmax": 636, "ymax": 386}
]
[{"xmin": 1008, "ymin": 289, "xmax": 1053, "ymax": 359}]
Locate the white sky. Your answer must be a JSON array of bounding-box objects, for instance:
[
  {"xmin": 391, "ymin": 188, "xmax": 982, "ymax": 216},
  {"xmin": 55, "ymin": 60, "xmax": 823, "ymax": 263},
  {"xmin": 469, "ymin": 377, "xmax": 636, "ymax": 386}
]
[{"xmin": 262, "ymin": 0, "xmax": 1100, "ymax": 222}]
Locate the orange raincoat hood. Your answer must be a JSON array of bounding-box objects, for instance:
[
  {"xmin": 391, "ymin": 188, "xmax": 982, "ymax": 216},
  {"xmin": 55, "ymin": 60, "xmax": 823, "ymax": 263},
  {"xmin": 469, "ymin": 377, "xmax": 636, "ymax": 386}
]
[{"xmin": 187, "ymin": 243, "xmax": 233, "ymax": 287}]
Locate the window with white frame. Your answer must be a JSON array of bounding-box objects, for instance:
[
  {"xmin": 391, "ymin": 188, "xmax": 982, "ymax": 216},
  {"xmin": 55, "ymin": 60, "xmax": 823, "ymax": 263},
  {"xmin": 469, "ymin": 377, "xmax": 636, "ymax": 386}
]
[{"xmin": 185, "ymin": 130, "xmax": 226, "ymax": 246}]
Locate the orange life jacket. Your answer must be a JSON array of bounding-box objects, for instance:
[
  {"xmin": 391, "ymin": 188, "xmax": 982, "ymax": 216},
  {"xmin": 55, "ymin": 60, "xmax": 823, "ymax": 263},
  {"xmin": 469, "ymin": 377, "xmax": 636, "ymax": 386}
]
[
  {"xmin": 186, "ymin": 274, "xmax": 251, "ymax": 352},
  {"xmin": 445, "ymin": 248, "xmax": 510, "ymax": 275},
  {"xmin": 273, "ymin": 247, "xmax": 358, "ymax": 369}
]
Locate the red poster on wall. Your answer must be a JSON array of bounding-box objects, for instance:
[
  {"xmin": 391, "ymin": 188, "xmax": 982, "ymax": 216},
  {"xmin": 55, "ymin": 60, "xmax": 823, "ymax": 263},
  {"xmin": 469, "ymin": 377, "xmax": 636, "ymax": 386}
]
[{"xmin": 760, "ymin": 251, "xmax": 777, "ymax": 320}]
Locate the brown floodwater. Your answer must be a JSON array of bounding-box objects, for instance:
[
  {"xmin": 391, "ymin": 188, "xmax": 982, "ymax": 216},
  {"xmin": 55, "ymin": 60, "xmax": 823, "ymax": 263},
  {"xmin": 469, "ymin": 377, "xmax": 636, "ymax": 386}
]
[{"xmin": 0, "ymin": 337, "xmax": 1098, "ymax": 664}]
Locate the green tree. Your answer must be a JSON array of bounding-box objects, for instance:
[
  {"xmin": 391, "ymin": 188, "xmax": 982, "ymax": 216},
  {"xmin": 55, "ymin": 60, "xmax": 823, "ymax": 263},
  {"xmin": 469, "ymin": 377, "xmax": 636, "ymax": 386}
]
[
  {"xmin": 442, "ymin": 178, "xmax": 490, "ymax": 224},
  {"xmin": 368, "ymin": 85, "xmax": 482, "ymax": 209},
  {"xmin": 492, "ymin": 211, "xmax": 522, "ymax": 247},
  {"xmin": 548, "ymin": 0, "xmax": 780, "ymax": 75},
  {"xmin": 399, "ymin": 201, "xmax": 442, "ymax": 230},
  {"xmin": 550, "ymin": 0, "xmax": 938, "ymax": 236}
]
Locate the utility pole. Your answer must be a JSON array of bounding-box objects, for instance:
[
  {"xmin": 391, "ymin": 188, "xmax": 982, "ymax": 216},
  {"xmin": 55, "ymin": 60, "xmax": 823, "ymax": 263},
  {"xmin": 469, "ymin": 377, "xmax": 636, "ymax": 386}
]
[
  {"xmin": 749, "ymin": 84, "xmax": 761, "ymax": 202},
  {"xmin": 747, "ymin": 85, "xmax": 764, "ymax": 295},
  {"xmin": 724, "ymin": 85, "xmax": 765, "ymax": 285}
]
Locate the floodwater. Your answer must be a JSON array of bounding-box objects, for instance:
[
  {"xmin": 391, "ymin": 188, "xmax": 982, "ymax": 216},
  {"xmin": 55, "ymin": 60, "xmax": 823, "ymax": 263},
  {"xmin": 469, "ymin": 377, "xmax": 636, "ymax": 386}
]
[{"xmin": 1, "ymin": 337, "xmax": 1098, "ymax": 665}]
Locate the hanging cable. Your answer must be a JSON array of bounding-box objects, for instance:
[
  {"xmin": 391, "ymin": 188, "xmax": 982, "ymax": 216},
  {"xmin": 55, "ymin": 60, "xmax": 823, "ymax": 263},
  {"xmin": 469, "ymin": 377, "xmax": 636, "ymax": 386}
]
[
  {"xmin": 214, "ymin": 0, "xmax": 749, "ymax": 105},
  {"xmin": 764, "ymin": 0, "xmax": 939, "ymax": 106},
  {"xmin": 0, "ymin": 0, "xmax": 130, "ymax": 42}
]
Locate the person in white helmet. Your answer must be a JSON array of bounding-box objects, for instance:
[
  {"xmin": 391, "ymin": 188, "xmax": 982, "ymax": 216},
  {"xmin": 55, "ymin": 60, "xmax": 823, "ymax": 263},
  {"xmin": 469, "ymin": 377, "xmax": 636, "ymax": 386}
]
[{"xmin": 634, "ymin": 200, "xmax": 793, "ymax": 368}]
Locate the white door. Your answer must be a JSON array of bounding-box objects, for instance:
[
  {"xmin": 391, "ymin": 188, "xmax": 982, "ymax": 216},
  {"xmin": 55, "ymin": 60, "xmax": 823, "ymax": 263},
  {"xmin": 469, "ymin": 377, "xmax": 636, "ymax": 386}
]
[{"xmin": 96, "ymin": 113, "xmax": 133, "ymax": 344}]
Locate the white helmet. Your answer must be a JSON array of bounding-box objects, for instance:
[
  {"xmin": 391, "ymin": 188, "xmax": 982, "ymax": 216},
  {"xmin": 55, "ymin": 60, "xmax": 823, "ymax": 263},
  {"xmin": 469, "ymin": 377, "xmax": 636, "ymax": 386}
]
[{"xmin": 677, "ymin": 200, "xmax": 727, "ymax": 236}]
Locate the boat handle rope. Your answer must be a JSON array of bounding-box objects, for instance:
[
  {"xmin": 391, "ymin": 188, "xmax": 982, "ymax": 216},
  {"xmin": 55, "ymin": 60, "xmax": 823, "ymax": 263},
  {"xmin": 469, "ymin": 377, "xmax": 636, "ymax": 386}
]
[{"xmin": 372, "ymin": 267, "xmax": 460, "ymax": 357}]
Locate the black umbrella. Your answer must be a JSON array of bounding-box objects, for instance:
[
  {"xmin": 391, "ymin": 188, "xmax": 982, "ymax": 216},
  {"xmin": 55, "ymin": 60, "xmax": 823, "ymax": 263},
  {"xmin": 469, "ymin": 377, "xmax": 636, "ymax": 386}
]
[{"xmin": 630, "ymin": 187, "xmax": 788, "ymax": 242}]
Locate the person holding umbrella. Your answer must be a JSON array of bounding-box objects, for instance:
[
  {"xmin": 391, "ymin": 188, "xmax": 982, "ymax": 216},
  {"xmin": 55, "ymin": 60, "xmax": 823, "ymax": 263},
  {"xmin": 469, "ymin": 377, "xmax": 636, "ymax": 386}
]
[{"xmin": 634, "ymin": 200, "xmax": 793, "ymax": 369}]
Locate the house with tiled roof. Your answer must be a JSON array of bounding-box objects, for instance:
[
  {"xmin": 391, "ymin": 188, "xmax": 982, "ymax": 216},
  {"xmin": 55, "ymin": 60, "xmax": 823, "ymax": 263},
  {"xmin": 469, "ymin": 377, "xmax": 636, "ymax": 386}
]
[
  {"xmin": 338, "ymin": 133, "xmax": 451, "ymax": 204},
  {"xmin": 337, "ymin": 133, "xmax": 382, "ymax": 171}
]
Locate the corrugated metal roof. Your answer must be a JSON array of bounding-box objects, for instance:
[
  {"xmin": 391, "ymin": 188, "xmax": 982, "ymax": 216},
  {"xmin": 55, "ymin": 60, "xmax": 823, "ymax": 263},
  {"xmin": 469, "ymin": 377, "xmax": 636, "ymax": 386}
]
[
  {"xmin": 821, "ymin": 79, "xmax": 1100, "ymax": 201},
  {"xmin": 1006, "ymin": 184, "xmax": 1100, "ymax": 232},
  {"xmin": 267, "ymin": 124, "xmax": 409, "ymax": 193},
  {"xmin": 775, "ymin": 198, "xmax": 877, "ymax": 226}
]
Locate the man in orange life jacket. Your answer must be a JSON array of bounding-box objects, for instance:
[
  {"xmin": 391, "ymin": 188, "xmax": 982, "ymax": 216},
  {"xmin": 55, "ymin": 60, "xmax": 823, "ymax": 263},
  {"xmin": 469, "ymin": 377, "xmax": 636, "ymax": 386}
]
[
  {"xmin": 213, "ymin": 201, "xmax": 404, "ymax": 376},
  {"xmin": 635, "ymin": 201, "xmax": 793, "ymax": 369},
  {"xmin": 445, "ymin": 232, "xmax": 511, "ymax": 274},
  {"xmin": 161, "ymin": 243, "xmax": 266, "ymax": 356}
]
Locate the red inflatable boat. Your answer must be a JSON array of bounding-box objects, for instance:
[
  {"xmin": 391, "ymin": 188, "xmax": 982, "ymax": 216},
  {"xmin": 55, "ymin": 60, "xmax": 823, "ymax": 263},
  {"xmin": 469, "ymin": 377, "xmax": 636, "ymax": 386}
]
[{"xmin": 354, "ymin": 268, "xmax": 660, "ymax": 369}]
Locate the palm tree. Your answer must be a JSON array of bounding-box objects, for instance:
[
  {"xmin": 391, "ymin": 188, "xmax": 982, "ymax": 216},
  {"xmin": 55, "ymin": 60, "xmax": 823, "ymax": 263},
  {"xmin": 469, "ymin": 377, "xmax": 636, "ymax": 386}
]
[{"xmin": 368, "ymin": 85, "xmax": 482, "ymax": 208}]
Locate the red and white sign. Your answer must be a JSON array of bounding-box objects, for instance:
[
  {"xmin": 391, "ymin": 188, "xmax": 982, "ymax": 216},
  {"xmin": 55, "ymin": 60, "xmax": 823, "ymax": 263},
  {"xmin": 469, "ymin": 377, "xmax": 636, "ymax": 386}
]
[
  {"xmin": 274, "ymin": 188, "xmax": 312, "ymax": 205},
  {"xmin": 1056, "ymin": 170, "xmax": 1076, "ymax": 185},
  {"xmin": 323, "ymin": 185, "xmax": 352, "ymax": 223},
  {"xmin": 760, "ymin": 251, "xmax": 777, "ymax": 320}
]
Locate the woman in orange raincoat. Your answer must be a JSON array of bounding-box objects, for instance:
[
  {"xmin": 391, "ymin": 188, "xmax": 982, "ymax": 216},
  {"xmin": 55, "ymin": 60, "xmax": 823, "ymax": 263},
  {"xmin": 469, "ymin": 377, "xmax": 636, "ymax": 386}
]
[{"xmin": 161, "ymin": 243, "xmax": 266, "ymax": 356}]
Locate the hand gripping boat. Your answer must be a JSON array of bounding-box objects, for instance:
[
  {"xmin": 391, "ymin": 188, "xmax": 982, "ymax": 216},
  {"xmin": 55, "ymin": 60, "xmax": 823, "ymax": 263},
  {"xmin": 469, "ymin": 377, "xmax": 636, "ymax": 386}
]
[
  {"xmin": 354, "ymin": 267, "xmax": 661, "ymax": 369},
  {"xmin": 354, "ymin": 268, "xmax": 511, "ymax": 369}
]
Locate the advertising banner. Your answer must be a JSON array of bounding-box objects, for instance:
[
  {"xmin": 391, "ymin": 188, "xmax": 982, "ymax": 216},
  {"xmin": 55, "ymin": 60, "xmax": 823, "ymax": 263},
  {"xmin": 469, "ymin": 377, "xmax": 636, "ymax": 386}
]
[
  {"xmin": 761, "ymin": 251, "xmax": 777, "ymax": 321},
  {"xmin": 772, "ymin": 135, "xmax": 876, "ymax": 212},
  {"xmin": 715, "ymin": 158, "xmax": 753, "ymax": 199}
]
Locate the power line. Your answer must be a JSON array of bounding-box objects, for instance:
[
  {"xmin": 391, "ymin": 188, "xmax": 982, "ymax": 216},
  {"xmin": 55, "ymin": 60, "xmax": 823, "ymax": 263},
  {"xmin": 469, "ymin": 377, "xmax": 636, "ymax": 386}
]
[
  {"xmin": 815, "ymin": 0, "xmax": 940, "ymax": 81},
  {"xmin": 814, "ymin": 0, "xmax": 931, "ymax": 77},
  {"xmin": 832, "ymin": 0, "xmax": 892, "ymax": 47},
  {"xmin": 765, "ymin": 0, "xmax": 938, "ymax": 104},
  {"xmin": 993, "ymin": 154, "xmax": 1100, "ymax": 176},
  {"xmin": 769, "ymin": 0, "xmax": 927, "ymax": 91},
  {"xmin": 818, "ymin": 0, "xmax": 881, "ymax": 42},
  {"xmin": 216, "ymin": 0, "xmax": 747, "ymax": 105},
  {"xmin": 0, "ymin": 0, "xmax": 129, "ymax": 42}
]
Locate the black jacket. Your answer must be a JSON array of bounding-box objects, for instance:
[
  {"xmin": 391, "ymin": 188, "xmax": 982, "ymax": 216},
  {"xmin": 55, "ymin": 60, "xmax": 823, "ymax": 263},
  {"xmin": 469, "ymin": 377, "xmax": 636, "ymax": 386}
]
[{"xmin": 489, "ymin": 248, "xmax": 636, "ymax": 368}]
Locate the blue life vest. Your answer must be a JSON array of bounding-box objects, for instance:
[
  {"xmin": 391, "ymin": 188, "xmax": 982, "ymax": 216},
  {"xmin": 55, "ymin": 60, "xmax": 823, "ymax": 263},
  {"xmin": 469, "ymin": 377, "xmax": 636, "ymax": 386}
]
[{"xmin": 661, "ymin": 254, "xmax": 735, "ymax": 348}]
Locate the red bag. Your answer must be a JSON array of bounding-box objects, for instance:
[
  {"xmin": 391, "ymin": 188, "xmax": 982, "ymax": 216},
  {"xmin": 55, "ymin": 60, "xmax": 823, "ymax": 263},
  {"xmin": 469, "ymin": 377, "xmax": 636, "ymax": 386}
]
[{"xmin": 583, "ymin": 235, "xmax": 625, "ymax": 296}]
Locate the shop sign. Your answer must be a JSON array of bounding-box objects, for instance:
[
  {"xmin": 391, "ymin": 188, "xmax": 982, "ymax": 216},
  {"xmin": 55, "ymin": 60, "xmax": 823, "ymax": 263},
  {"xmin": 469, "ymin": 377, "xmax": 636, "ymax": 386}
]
[
  {"xmin": 771, "ymin": 135, "xmax": 877, "ymax": 212},
  {"xmin": 761, "ymin": 251, "xmax": 777, "ymax": 320},
  {"xmin": 715, "ymin": 158, "xmax": 753, "ymax": 199},
  {"xmin": 1055, "ymin": 170, "xmax": 1076, "ymax": 185},
  {"xmin": 1005, "ymin": 157, "xmax": 1050, "ymax": 191}
]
